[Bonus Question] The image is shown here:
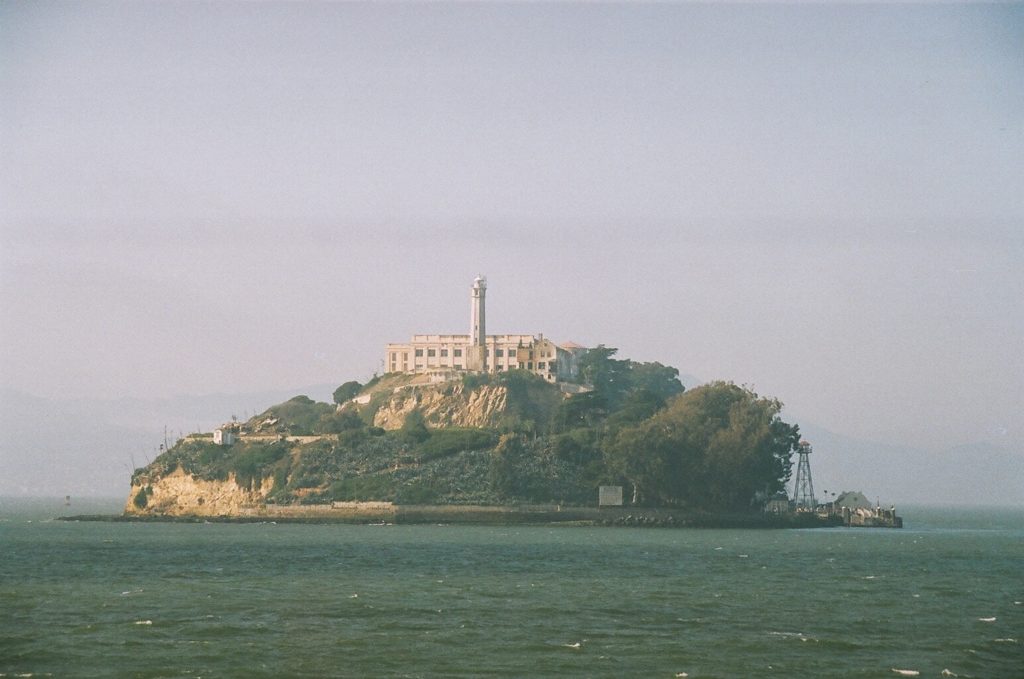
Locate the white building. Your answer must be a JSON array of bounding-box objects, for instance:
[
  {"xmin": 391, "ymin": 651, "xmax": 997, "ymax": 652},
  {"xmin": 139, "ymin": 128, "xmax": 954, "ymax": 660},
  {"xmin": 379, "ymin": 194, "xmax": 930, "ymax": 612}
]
[
  {"xmin": 385, "ymin": 277, "xmax": 586, "ymax": 383},
  {"xmin": 213, "ymin": 428, "xmax": 236, "ymax": 446}
]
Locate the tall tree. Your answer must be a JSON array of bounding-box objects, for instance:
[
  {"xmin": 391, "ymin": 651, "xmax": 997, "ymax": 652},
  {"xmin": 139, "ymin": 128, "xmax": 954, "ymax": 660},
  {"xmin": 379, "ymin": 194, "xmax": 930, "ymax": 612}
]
[{"xmin": 607, "ymin": 382, "xmax": 798, "ymax": 510}]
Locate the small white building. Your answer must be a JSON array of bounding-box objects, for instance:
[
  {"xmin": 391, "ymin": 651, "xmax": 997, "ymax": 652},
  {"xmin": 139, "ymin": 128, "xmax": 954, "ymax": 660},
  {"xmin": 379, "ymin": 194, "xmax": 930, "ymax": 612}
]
[{"xmin": 213, "ymin": 428, "xmax": 236, "ymax": 446}]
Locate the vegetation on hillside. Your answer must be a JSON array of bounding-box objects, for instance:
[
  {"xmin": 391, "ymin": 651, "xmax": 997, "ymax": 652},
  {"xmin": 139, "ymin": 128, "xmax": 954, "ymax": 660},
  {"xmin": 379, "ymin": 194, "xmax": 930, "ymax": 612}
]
[{"xmin": 135, "ymin": 348, "xmax": 802, "ymax": 511}]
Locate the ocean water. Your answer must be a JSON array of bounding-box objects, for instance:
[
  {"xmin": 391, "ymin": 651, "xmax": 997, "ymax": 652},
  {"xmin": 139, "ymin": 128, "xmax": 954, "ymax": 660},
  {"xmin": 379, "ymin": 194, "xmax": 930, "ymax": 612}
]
[{"xmin": 1, "ymin": 500, "xmax": 1021, "ymax": 678}]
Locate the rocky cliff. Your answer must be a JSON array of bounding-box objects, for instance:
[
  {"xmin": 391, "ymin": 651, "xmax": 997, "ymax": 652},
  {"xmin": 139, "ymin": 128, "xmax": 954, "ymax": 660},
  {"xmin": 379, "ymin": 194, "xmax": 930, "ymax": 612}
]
[
  {"xmin": 362, "ymin": 373, "xmax": 564, "ymax": 433},
  {"xmin": 371, "ymin": 383, "xmax": 510, "ymax": 429},
  {"xmin": 125, "ymin": 467, "xmax": 273, "ymax": 517}
]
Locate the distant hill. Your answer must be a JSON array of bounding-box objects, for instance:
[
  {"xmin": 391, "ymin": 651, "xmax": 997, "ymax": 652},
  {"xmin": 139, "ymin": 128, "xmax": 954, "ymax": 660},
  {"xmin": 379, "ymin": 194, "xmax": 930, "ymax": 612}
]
[{"xmin": 799, "ymin": 424, "xmax": 1023, "ymax": 506}]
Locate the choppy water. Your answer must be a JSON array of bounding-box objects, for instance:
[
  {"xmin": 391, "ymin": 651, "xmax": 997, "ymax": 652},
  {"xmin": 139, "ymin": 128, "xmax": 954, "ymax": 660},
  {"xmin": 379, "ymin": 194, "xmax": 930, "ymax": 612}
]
[{"xmin": 1, "ymin": 499, "xmax": 1021, "ymax": 678}]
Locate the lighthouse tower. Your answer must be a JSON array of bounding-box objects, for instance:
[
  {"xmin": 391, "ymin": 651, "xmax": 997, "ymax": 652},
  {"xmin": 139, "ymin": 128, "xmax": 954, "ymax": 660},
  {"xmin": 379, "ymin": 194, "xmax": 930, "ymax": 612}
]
[{"xmin": 469, "ymin": 276, "xmax": 487, "ymax": 371}]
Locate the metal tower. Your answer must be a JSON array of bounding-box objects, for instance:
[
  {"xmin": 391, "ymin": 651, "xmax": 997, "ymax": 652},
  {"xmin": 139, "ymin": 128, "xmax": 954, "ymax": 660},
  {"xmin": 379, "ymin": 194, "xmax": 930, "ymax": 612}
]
[{"xmin": 792, "ymin": 440, "xmax": 816, "ymax": 510}]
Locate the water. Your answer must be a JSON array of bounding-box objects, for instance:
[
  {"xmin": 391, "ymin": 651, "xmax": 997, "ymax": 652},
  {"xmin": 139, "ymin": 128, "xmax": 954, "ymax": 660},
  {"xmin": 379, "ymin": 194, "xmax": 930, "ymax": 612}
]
[{"xmin": 2, "ymin": 500, "xmax": 1021, "ymax": 678}]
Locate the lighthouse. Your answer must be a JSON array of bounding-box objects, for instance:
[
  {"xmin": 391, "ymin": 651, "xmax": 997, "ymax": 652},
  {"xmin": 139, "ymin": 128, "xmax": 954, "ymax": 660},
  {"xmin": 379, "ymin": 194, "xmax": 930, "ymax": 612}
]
[{"xmin": 469, "ymin": 275, "xmax": 487, "ymax": 371}]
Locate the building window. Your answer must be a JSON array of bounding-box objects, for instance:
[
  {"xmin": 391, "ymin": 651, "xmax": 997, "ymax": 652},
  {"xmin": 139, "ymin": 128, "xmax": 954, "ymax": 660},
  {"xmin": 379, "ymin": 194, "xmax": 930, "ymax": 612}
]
[
  {"xmin": 441, "ymin": 349, "xmax": 448, "ymax": 357},
  {"xmin": 454, "ymin": 349, "xmax": 462, "ymax": 357},
  {"xmin": 427, "ymin": 349, "xmax": 436, "ymax": 357},
  {"xmin": 495, "ymin": 349, "xmax": 504, "ymax": 357},
  {"xmin": 390, "ymin": 352, "xmax": 397, "ymax": 361},
  {"xmin": 538, "ymin": 362, "xmax": 546, "ymax": 370},
  {"xmin": 528, "ymin": 362, "xmax": 533, "ymax": 370},
  {"xmin": 415, "ymin": 349, "xmax": 423, "ymax": 357},
  {"xmin": 549, "ymin": 360, "xmax": 557, "ymax": 372}
]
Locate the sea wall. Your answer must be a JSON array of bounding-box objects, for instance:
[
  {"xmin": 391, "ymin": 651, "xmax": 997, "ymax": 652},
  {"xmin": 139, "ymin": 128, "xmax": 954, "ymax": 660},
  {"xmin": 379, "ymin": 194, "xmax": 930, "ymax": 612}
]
[{"xmin": 119, "ymin": 490, "xmax": 843, "ymax": 528}]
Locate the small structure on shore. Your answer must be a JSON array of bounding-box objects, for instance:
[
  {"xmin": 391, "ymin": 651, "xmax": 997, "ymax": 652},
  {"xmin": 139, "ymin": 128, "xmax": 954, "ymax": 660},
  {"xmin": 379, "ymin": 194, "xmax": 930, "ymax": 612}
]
[
  {"xmin": 599, "ymin": 485, "xmax": 624, "ymax": 507},
  {"xmin": 760, "ymin": 440, "xmax": 903, "ymax": 528},
  {"xmin": 213, "ymin": 428, "xmax": 236, "ymax": 446}
]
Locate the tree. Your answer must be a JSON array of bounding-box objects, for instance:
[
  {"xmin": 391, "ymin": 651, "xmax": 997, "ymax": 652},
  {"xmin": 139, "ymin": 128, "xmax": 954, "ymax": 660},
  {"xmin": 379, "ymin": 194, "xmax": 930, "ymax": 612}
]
[
  {"xmin": 626, "ymin": 361, "xmax": 684, "ymax": 401},
  {"xmin": 606, "ymin": 388, "xmax": 668, "ymax": 431},
  {"xmin": 607, "ymin": 382, "xmax": 798, "ymax": 510},
  {"xmin": 571, "ymin": 347, "xmax": 683, "ymax": 424},
  {"xmin": 578, "ymin": 345, "xmax": 630, "ymax": 404},
  {"xmin": 333, "ymin": 381, "xmax": 363, "ymax": 405}
]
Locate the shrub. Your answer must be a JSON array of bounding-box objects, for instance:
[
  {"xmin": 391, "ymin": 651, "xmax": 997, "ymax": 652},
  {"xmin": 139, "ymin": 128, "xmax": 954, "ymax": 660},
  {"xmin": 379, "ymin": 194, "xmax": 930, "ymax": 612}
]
[
  {"xmin": 416, "ymin": 428, "xmax": 498, "ymax": 461},
  {"xmin": 461, "ymin": 372, "xmax": 493, "ymax": 390},
  {"xmin": 394, "ymin": 481, "xmax": 439, "ymax": 505},
  {"xmin": 133, "ymin": 486, "xmax": 151, "ymax": 508},
  {"xmin": 231, "ymin": 441, "xmax": 291, "ymax": 490},
  {"xmin": 327, "ymin": 474, "xmax": 396, "ymax": 501},
  {"xmin": 400, "ymin": 410, "xmax": 430, "ymax": 443}
]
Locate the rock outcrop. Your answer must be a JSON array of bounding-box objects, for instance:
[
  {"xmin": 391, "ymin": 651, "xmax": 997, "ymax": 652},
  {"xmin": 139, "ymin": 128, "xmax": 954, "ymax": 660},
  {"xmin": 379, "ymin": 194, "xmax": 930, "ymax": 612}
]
[
  {"xmin": 125, "ymin": 467, "xmax": 273, "ymax": 517},
  {"xmin": 372, "ymin": 383, "xmax": 512, "ymax": 430}
]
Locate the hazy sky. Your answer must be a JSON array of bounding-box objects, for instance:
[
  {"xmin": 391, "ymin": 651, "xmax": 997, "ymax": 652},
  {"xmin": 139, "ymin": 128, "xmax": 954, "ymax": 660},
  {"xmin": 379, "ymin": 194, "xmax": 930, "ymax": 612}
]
[{"xmin": 2, "ymin": 2, "xmax": 1022, "ymax": 459}]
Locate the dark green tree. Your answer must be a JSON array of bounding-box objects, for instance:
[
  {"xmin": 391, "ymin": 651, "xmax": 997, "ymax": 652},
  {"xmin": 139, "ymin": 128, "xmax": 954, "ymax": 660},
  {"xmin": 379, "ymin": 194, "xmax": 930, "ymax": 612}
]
[
  {"xmin": 578, "ymin": 346, "xmax": 630, "ymax": 403},
  {"xmin": 626, "ymin": 361, "xmax": 684, "ymax": 401},
  {"xmin": 333, "ymin": 381, "xmax": 363, "ymax": 405},
  {"xmin": 318, "ymin": 407, "xmax": 364, "ymax": 434},
  {"xmin": 607, "ymin": 382, "xmax": 798, "ymax": 510},
  {"xmin": 569, "ymin": 347, "xmax": 683, "ymax": 426}
]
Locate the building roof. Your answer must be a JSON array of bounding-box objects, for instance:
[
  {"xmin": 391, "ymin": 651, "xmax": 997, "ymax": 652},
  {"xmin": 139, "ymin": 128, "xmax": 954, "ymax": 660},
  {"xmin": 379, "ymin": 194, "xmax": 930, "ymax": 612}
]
[{"xmin": 835, "ymin": 491, "xmax": 873, "ymax": 509}]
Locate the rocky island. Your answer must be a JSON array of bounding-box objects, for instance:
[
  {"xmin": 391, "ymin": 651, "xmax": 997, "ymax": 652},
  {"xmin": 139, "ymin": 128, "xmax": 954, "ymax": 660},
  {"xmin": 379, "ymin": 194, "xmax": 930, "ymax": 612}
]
[
  {"xmin": 120, "ymin": 278, "xmax": 855, "ymax": 527},
  {"xmin": 124, "ymin": 357, "xmax": 832, "ymax": 526}
]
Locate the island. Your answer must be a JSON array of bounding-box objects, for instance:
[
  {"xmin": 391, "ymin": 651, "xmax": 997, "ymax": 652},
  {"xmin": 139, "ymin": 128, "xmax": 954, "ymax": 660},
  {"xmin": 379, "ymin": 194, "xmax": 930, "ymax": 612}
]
[
  {"xmin": 119, "ymin": 278, "xmax": 897, "ymax": 528},
  {"xmin": 124, "ymin": 357, "xmax": 844, "ymax": 527}
]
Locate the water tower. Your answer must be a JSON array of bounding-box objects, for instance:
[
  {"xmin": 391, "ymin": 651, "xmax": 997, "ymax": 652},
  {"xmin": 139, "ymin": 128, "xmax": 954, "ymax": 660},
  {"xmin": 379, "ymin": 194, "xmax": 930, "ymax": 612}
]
[{"xmin": 792, "ymin": 440, "xmax": 816, "ymax": 510}]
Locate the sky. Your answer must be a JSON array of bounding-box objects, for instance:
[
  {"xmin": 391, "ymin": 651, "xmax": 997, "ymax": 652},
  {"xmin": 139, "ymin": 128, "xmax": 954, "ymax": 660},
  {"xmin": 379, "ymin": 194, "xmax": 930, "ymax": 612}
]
[{"xmin": 1, "ymin": 2, "xmax": 1022, "ymax": 499}]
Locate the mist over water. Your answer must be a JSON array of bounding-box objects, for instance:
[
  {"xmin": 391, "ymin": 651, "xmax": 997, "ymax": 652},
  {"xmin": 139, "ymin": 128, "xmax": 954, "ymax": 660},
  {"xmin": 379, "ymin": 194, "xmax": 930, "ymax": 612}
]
[{"xmin": 2, "ymin": 502, "xmax": 1021, "ymax": 678}]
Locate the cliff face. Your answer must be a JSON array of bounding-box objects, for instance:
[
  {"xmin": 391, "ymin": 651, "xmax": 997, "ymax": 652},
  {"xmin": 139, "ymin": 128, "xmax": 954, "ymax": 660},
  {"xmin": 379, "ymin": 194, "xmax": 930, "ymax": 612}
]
[
  {"xmin": 372, "ymin": 383, "xmax": 511, "ymax": 430},
  {"xmin": 125, "ymin": 467, "xmax": 273, "ymax": 517}
]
